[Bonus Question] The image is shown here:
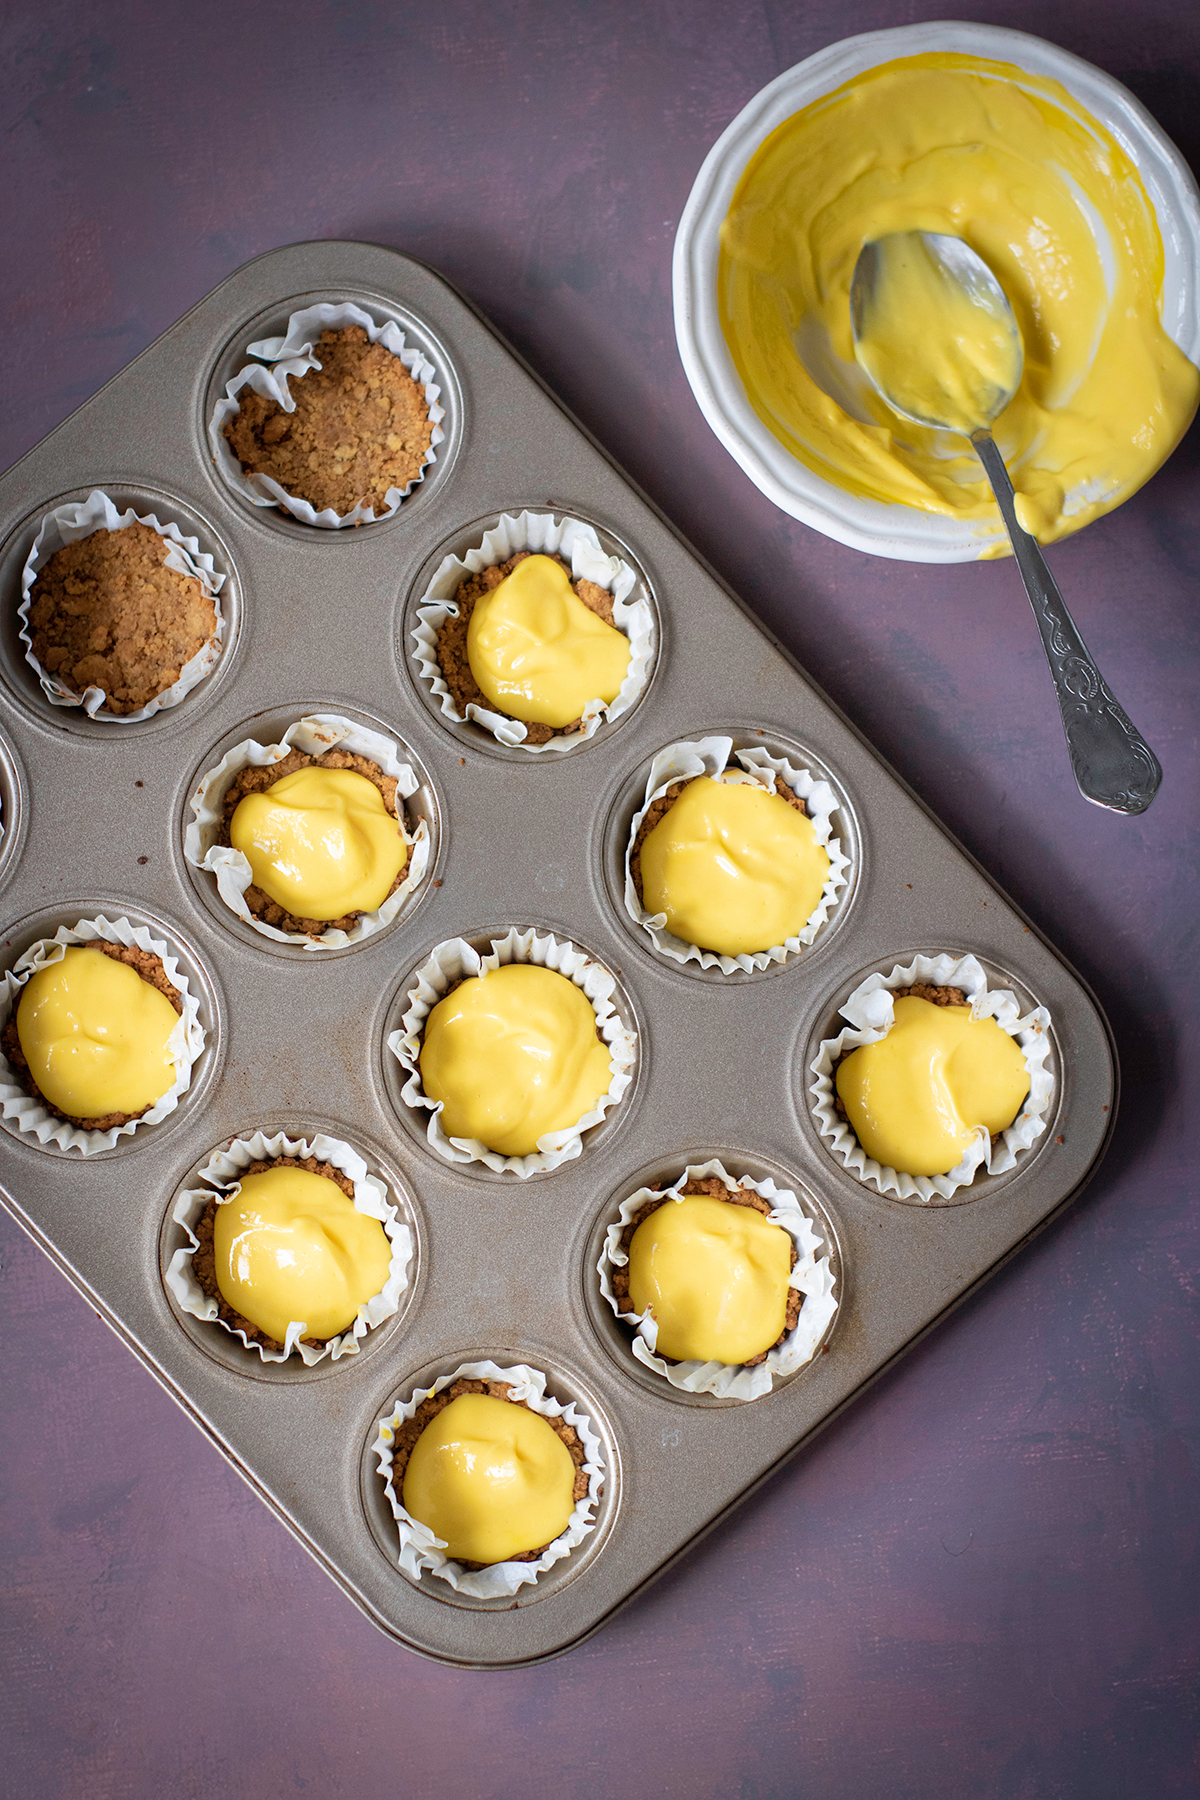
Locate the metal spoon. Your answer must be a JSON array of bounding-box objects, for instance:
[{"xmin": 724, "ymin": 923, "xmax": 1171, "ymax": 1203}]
[{"xmin": 850, "ymin": 230, "xmax": 1161, "ymax": 815}]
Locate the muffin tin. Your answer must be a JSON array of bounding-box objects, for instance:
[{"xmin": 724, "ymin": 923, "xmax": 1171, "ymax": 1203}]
[{"xmin": 0, "ymin": 241, "xmax": 1116, "ymax": 1666}]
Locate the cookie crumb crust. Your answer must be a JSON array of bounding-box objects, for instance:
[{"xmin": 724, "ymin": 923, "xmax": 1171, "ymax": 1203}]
[
  {"xmin": 219, "ymin": 746, "xmax": 407, "ymax": 937},
  {"xmin": 3, "ymin": 942, "xmax": 182, "ymax": 1130},
  {"xmin": 224, "ymin": 326, "xmax": 432, "ymax": 515},
  {"xmin": 388, "ymin": 1377, "xmax": 589, "ymax": 1568},
  {"xmin": 610, "ymin": 1175, "xmax": 802, "ymax": 1365},
  {"xmin": 436, "ymin": 551, "xmax": 616, "ymax": 745},
  {"xmin": 27, "ymin": 523, "xmax": 218, "ymax": 715},
  {"xmin": 191, "ymin": 1157, "xmax": 357, "ymax": 1352}
]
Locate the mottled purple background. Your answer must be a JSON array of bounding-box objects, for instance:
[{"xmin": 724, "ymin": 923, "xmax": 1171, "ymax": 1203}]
[{"xmin": 2, "ymin": 3, "xmax": 1198, "ymax": 1796}]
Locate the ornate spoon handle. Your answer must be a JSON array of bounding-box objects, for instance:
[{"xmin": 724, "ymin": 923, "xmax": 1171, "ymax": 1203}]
[{"xmin": 971, "ymin": 431, "xmax": 1162, "ymax": 815}]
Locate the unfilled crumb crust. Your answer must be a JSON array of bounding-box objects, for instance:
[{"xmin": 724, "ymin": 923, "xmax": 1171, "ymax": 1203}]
[
  {"xmin": 224, "ymin": 326, "xmax": 432, "ymax": 515},
  {"xmin": 436, "ymin": 551, "xmax": 616, "ymax": 746},
  {"xmin": 2, "ymin": 942, "xmax": 183, "ymax": 1130},
  {"xmin": 191, "ymin": 1156, "xmax": 357, "ymax": 1353},
  {"xmin": 388, "ymin": 1377, "xmax": 590, "ymax": 1568},
  {"xmin": 629, "ymin": 768, "xmax": 808, "ymax": 910},
  {"xmin": 27, "ymin": 523, "xmax": 218, "ymax": 715},
  {"xmin": 219, "ymin": 746, "xmax": 408, "ymax": 937},
  {"xmin": 610, "ymin": 1175, "xmax": 803, "ymax": 1366}
]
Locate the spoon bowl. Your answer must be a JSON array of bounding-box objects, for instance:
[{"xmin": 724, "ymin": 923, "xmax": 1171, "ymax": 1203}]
[{"xmin": 849, "ymin": 230, "xmax": 1161, "ymax": 816}]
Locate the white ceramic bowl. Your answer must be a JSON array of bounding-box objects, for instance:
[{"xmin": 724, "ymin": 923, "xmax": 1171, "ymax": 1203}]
[{"xmin": 673, "ymin": 22, "xmax": 1200, "ymax": 563}]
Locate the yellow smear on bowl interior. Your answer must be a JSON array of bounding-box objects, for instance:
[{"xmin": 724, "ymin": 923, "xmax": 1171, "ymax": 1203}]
[{"xmin": 719, "ymin": 52, "xmax": 1199, "ymax": 544}]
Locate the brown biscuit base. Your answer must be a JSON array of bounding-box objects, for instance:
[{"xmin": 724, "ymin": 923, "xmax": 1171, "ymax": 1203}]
[
  {"xmin": 388, "ymin": 1377, "xmax": 590, "ymax": 1569},
  {"xmin": 223, "ymin": 326, "xmax": 432, "ymax": 515},
  {"xmin": 27, "ymin": 522, "xmax": 218, "ymax": 715},
  {"xmin": 220, "ymin": 746, "xmax": 408, "ymax": 938},
  {"xmin": 190, "ymin": 1157, "xmax": 357, "ymax": 1353},
  {"xmin": 2, "ymin": 942, "xmax": 183, "ymax": 1131},
  {"xmin": 436, "ymin": 551, "xmax": 617, "ymax": 746},
  {"xmin": 832, "ymin": 986, "xmax": 1009, "ymax": 1147},
  {"xmin": 629, "ymin": 768, "xmax": 808, "ymax": 911},
  {"xmin": 610, "ymin": 1175, "xmax": 803, "ymax": 1367}
]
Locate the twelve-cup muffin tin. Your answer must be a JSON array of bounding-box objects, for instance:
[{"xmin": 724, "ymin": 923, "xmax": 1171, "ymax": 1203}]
[{"xmin": 0, "ymin": 241, "xmax": 1117, "ymax": 1666}]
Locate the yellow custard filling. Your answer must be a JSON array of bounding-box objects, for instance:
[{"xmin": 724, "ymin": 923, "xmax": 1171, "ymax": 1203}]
[
  {"xmin": 16, "ymin": 946, "xmax": 179, "ymax": 1119},
  {"xmin": 639, "ymin": 774, "xmax": 830, "ymax": 956},
  {"xmin": 213, "ymin": 1164, "xmax": 392, "ymax": 1344},
  {"xmin": 419, "ymin": 962, "xmax": 613, "ymax": 1157},
  {"xmin": 719, "ymin": 52, "xmax": 1199, "ymax": 544},
  {"xmin": 853, "ymin": 231, "xmax": 1023, "ymax": 434},
  {"xmin": 402, "ymin": 1391, "xmax": 576, "ymax": 1565},
  {"xmin": 466, "ymin": 554, "xmax": 631, "ymax": 729},
  {"xmin": 835, "ymin": 995, "xmax": 1031, "ymax": 1176},
  {"xmin": 229, "ymin": 766, "xmax": 406, "ymax": 922},
  {"xmin": 627, "ymin": 1194, "xmax": 793, "ymax": 1364}
]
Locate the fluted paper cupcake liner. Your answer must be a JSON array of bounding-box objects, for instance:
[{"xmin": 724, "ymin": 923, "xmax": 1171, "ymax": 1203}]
[
  {"xmin": 810, "ymin": 952, "xmax": 1055, "ymax": 1202},
  {"xmin": 372, "ymin": 1359, "xmax": 605, "ymax": 1598},
  {"xmin": 0, "ymin": 915, "xmax": 206, "ymax": 1153},
  {"xmin": 165, "ymin": 1128, "xmax": 413, "ymax": 1365},
  {"xmin": 208, "ymin": 302, "xmax": 445, "ymax": 527},
  {"xmin": 411, "ymin": 510, "xmax": 655, "ymax": 751},
  {"xmin": 19, "ymin": 489, "xmax": 225, "ymax": 722},
  {"xmin": 624, "ymin": 735, "xmax": 850, "ymax": 974},
  {"xmin": 597, "ymin": 1158, "xmax": 837, "ymax": 1399},
  {"xmin": 184, "ymin": 713, "xmax": 431, "ymax": 950},
  {"xmin": 387, "ymin": 927, "xmax": 636, "ymax": 1175}
]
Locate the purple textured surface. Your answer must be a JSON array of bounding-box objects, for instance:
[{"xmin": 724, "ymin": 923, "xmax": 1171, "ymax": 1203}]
[{"xmin": 1, "ymin": 3, "xmax": 1197, "ymax": 1796}]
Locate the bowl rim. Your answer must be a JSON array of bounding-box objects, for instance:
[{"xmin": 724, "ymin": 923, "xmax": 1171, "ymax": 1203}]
[{"xmin": 672, "ymin": 20, "xmax": 1200, "ymax": 564}]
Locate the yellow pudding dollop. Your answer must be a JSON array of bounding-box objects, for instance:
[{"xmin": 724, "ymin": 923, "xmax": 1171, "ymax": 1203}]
[
  {"xmin": 401, "ymin": 1391, "xmax": 576, "ymax": 1565},
  {"xmin": 835, "ymin": 995, "xmax": 1031, "ymax": 1176},
  {"xmin": 229, "ymin": 766, "xmax": 406, "ymax": 922},
  {"xmin": 420, "ymin": 963, "xmax": 613, "ymax": 1158},
  {"xmin": 213, "ymin": 1164, "xmax": 392, "ymax": 1344},
  {"xmin": 853, "ymin": 231, "xmax": 1023, "ymax": 434},
  {"xmin": 719, "ymin": 52, "xmax": 1200, "ymax": 544},
  {"xmin": 466, "ymin": 554, "xmax": 631, "ymax": 729},
  {"xmin": 627, "ymin": 1194, "xmax": 793, "ymax": 1365},
  {"xmin": 16, "ymin": 946, "xmax": 179, "ymax": 1120},
  {"xmin": 639, "ymin": 774, "xmax": 830, "ymax": 956}
]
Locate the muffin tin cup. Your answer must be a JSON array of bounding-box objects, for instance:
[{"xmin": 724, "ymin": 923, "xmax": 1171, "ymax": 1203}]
[
  {"xmin": 809, "ymin": 951, "xmax": 1056, "ymax": 1204},
  {"xmin": 0, "ymin": 912, "xmax": 207, "ymax": 1155},
  {"xmin": 370, "ymin": 1357, "xmax": 606, "ymax": 1600},
  {"xmin": 596, "ymin": 1156, "xmax": 838, "ymax": 1401},
  {"xmin": 164, "ymin": 1127, "xmax": 414, "ymax": 1367},
  {"xmin": 208, "ymin": 301, "xmax": 446, "ymax": 528},
  {"xmin": 18, "ymin": 488, "xmax": 225, "ymax": 723},
  {"xmin": 183, "ymin": 711, "xmax": 432, "ymax": 952},
  {"xmin": 409, "ymin": 509, "xmax": 656, "ymax": 754},
  {"xmin": 623, "ymin": 734, "xmax": 851, "ymax": 975},
  {"xmin": 385, "ymin": 926, "xmax": 638, "ymax": 1176}
]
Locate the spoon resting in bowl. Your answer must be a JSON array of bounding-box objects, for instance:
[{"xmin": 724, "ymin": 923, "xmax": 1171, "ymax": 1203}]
[{"xmin": 850, "ymin": 230, "xmax": 1161, "ymax": 816}]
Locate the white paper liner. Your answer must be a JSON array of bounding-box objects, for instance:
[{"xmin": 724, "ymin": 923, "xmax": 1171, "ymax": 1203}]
[
  {"xmin": 597, "ymin": 1158, "xmax": 837, "ymax": 1400},
  {"xmin": 372, "ymin": 1359, "xmax": 605, "ymax": 1598},
  {"xmin": 208, "ymin": 302, "xmax": 445, "ymax": 528},
  {"xmin": 183, "ymin": 713, "xmax": 431, "ymax": 950},
  {"xmin": 624, "ymin": 735, "xmax": 851, "ymax": 973},
  {"xmin": 18, "ymin": 489, "xmax": 225, "ymax": 722},
  {"xmin": 164, "ymin": 1129, "xmax": 413, "ymax": 1365},
  {"xmin": 810, "ymin": 952, "xmax": 1055, "ymax": 1203},
  {"xmin": 0, "ymin": 915, "xmax": 206, "ymax": 1154},
  {"xmin": 410, "ymin": 510, "xmax": 655, "ymax": 752},
  {"xmin": 387, "ymin": 928, "xmax": 637, "ymax": 1175}
]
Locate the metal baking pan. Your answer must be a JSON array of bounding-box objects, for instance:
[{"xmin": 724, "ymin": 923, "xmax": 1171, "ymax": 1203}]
[{"xmin": 0, "ymin": 240, "xmax": 1116, "ymax": 1667}]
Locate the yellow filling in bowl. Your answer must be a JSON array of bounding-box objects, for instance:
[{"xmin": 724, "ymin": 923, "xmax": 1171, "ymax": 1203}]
[{"xmin": 719, "ymin": 52, "xmax": 1199, "ymax": 544}]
